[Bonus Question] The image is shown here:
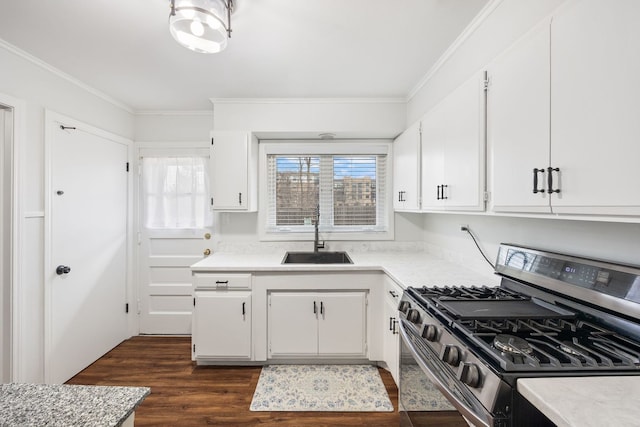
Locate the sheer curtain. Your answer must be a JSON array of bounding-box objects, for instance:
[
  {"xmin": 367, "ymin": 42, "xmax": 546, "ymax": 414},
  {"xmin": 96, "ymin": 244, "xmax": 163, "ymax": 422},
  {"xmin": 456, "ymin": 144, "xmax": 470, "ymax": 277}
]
[{"xmin": 142, "ymin": 156, "xmax": 212, "ymax": 229}]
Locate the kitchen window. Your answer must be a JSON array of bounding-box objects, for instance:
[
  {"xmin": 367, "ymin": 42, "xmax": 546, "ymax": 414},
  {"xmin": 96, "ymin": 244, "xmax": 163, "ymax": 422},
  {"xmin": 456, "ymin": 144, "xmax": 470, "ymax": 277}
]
[{"xmin": 259, "ymin": 141, "xmax": 393, "ymax": 241}]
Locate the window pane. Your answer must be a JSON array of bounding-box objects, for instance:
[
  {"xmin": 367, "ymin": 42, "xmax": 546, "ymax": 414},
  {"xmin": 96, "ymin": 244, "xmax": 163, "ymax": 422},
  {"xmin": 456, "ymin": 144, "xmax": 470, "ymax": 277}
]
[
  {"xmin": 333, "ymin": 156, "xmax": 377, "ymax": 226},
  {"xmin": 142, "ymin": 157, "xmax": 212, "ymax": 229},
  {"xmin": 275, "ymin": 156, "xmax": 320, "ymax": 226}
]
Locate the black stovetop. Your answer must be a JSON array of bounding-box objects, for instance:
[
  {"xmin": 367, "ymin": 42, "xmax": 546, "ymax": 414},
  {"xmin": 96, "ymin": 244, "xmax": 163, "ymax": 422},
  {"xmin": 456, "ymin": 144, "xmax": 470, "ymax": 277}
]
[{"xmin": 407, "ymin": 284, "xmax": 640, "ymax": 373}]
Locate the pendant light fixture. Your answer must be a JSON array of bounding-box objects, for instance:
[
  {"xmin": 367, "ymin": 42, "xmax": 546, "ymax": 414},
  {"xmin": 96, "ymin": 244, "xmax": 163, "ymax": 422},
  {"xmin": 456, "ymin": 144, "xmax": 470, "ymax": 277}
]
[{"xmin": 169, "ymin": 0, "xmax": 234, "ymax": 54}]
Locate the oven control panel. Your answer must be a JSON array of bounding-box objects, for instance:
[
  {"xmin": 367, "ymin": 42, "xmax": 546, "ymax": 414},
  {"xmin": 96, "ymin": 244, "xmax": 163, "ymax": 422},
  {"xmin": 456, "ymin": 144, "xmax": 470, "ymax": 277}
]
[{"xmin": 496, "ymin": 244, "xmax": 640, "ymax": 305}]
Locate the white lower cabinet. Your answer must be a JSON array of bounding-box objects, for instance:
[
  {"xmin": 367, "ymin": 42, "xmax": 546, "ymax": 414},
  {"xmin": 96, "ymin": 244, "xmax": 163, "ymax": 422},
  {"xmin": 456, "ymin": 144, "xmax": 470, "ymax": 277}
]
[
  {"xmin": 192, "ymin": 291, "xmax": 252, "ymax": 361},
  {"xmin": 268, "ymin": 291, "xmax": 367, "ymax": 358},
  {"xmin": 382, "ymin": 278, "xmax": 401, "ymax": 384}
]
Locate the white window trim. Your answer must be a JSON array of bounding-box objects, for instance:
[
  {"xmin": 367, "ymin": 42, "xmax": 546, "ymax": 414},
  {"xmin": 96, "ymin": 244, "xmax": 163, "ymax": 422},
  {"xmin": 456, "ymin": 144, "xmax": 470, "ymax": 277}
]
[{"xmin": 258, "ymin": 140, "xmax": 394, "ymax": 242}]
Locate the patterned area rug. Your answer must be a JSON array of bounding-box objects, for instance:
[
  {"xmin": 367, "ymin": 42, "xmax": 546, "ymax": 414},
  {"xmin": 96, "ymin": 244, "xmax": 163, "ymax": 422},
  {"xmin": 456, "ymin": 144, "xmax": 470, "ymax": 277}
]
[{"xmin": 249, "ymin": 365, "xmax": 394, "ymax": 412}]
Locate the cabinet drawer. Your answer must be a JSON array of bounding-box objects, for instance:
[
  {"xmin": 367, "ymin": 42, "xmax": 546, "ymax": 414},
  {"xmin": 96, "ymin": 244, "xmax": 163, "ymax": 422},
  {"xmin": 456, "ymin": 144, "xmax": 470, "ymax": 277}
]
[
  {"xmin": 193, "ymin": 273, "xmax": 252, "ymax": 290},
  {"xmin": 384, "ymin": 278, "xmax": 403, "ymax": 307}
]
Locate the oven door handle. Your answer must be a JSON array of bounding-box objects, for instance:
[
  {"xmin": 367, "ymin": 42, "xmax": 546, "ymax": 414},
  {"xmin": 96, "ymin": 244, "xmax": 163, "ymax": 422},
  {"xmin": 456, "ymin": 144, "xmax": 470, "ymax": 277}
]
[{"xmin": 399, "ymin": 320, "xmax": 492, "ymax": 427}]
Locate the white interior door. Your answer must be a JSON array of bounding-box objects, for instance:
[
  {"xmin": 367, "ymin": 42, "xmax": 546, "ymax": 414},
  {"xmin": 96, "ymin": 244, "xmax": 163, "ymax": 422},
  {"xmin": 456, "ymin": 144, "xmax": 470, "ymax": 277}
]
[
  {"xmin": 46, "ymin": 118, "xmax": 129, "ymax": 384},
  {"xmin": 138, "ymin": 148, "xmax": 212, "ymax": 334}
]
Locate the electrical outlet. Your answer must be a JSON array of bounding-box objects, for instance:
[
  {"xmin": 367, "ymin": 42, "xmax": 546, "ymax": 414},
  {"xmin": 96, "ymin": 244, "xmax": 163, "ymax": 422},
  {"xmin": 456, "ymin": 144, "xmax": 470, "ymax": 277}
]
[{"xmin": 459, "ymin": 224, "xmax": 469, "ymax": 232}]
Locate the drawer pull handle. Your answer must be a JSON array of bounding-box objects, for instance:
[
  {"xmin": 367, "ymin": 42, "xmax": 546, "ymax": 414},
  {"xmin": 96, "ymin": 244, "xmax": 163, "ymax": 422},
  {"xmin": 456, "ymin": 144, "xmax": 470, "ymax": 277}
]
[
  {"xmin": 215, "ymin": 280, "xmax": 229, "ymax": 285},
  {"xmin": 242, "ymin": 302, "xmax": 246, "ymax": 316}
]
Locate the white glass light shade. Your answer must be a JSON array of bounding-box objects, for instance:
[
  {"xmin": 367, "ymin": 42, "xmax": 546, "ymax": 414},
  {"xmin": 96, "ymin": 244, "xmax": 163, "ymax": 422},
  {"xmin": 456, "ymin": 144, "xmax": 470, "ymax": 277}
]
[{"xmin": 169, "ymin": 0, "xmax": 229, "ymax": 54}]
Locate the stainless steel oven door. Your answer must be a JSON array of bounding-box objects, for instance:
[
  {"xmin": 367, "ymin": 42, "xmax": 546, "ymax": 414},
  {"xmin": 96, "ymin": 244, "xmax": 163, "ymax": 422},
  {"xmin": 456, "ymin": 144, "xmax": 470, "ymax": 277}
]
[{"xmin": 399, "ymin": 319, "xmax": 493, "ymax": 427}]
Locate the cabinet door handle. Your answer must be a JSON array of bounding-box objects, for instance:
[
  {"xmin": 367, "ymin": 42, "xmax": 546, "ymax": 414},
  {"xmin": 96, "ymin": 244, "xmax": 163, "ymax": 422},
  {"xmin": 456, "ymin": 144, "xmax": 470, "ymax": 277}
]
[
  {"xmin": 389, "ymin": 316, "xmax": 395, "ymax": 331},
  {"xmin": 547, "ymin": 167, "xmax": 561, "ymax": 194},
  {"xmin": 238, "ymin": 192, "xmax": 242, "ymax": 205},
  {"xmin": 313, "ymin": 301, "xmax": 317, "ymax": 314},
  {"xmin": 442, "ymin": 184, "xmax": 448, "ymax": 200},
  {"xmin": 320, "ymin": 301, "xmax": 324, "ymax": 315},
  {"xmin": 533, "ymin": 168, "xmax": 545, "ymax": 194},
  {"xmin": 392, "ymin": 319, "xmax": 398, "ymax": 335},
  {"xmin": 242, "ymin": 302, "xmax": 246, "ymax": 316},
  {"xmin": 436, "ymin": 185, "xmax": 441, "ymax": 200},
  {"xmin": 389, "ymin": 290, "xmax": 397, "ymax": 298}
]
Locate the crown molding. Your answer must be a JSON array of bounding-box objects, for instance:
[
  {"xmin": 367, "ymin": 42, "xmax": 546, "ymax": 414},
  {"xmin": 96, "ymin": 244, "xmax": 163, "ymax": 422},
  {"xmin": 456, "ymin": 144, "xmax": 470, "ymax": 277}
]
[
  {"xmin": 0, "ymin": 38, "xmax": 134, "ymax": 114},
  {"xmin": 407, "ymin": 0, "xmax": 503, "ymax": 101},
  {"xmin": 134, "ymin": 110, "xmax": 212, "ymax": 116},
  {"xmin": 209, "ymin": 97, "xmax": 407, "ymax": 105}
]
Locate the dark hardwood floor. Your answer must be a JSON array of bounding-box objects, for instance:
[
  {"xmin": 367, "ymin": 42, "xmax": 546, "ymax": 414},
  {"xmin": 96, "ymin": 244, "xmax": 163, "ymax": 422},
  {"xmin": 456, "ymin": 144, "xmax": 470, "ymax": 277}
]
[{"xmin": 67, "ymin": 336, "xmax": 467, "ymax": 426}]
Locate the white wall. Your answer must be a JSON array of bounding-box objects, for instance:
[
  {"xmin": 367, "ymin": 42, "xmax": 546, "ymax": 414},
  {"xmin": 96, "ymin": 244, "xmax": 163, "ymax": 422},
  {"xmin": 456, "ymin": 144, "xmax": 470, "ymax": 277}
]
[
  {"xmin": 134, "ymin": 112, "xmax": 212, "ymax": 142},
  {"xmin": 213, "ymin": 99, "xmax": 405, "ymax": 138},
  {"xmin": 0, "ymin": 43, "xmax": 134, "ymax": 382},
  {"xmin": 407, "ymin": 0, "xmax": 640, "ymax": 275}
]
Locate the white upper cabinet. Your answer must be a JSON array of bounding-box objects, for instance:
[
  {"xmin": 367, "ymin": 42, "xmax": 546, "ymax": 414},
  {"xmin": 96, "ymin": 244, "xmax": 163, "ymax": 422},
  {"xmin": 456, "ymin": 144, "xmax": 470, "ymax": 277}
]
[
  {"xmin": 550, "ymin": 0, "xmax": 640, "ymax": 215},
  {"xmin": 393, "ymin": 121, "xmax": 422, "ymax": 211},
  {"xmin": 488, "ymin": 19, "xmax": 552, "ymax": 213},
  {"xmin": 209, "ymin": 131, "xmax": 258, "ymax": 211},
  {"xmin": 489, "ymin": 1, "xmax": 640, "ymax": 217},
  {"xmin": 421, "ymin": 70, "xmax": 486, "ymax": 211}
]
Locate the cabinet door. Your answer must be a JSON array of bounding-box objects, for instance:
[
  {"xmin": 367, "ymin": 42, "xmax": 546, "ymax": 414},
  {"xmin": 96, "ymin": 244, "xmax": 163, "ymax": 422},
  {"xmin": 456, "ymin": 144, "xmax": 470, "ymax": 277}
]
[
  {"xmin": 421, "ymin": 71, "xmax": 485, "ymax": 211},
  {"xmin": 382, "ymin": 293, "xmax": 400, "ymax": 384},
  {"xmin": 193, "ymin": 291, "xmax": 251, "ymax": 359},
  {"xmin": 393, "ymin": 122, "xmax": 421, "ymax": 211},
  {"xmin": 551, "ymin": 0, "xmax": 640, "ymax": 215},
  {"xmin": 268, "ymin": 292, "xmax": 318, "ymax": 357},
  {"xmin": 210, "ymin": 131, "xmax": 249, "ymax": 211},
  {"xmin": 420, "ymin": 107, "xmax": 446, "ymax": 211},
  {"xmin": 442, "ymin": 71, "xmax": 486, "ymax": 211},
  {"xmin": 317, "ymin": 292, "xmax": 367, "ymax": 357},
  {"xmin": 488, "ymin": 20, "xmax": 552, "ymax": 213}
]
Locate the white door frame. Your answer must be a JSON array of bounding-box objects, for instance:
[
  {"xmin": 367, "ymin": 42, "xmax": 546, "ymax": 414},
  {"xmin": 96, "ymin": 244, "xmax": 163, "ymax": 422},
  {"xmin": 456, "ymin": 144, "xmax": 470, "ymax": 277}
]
[
  {"xmin": 44, "ymin": 110, "xmax": 134, "ymax": 382},
  {"xmin": 0, "ymin": 92, "xmax": 25, "ymax": 382}
]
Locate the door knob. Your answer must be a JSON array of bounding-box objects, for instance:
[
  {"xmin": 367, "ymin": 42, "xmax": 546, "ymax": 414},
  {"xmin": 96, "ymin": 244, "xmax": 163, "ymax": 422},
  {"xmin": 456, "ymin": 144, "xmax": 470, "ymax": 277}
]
[
  {"xmin": 204, "ymin": 232, "xmax": 211, "ymax": 240},
  {"xmin": 56, "ymin": 265, "xmax": 71, "ymax": 275},
  {"xmin": 203, "ymin": 249, "xmax": 211, "ymax": 256}
]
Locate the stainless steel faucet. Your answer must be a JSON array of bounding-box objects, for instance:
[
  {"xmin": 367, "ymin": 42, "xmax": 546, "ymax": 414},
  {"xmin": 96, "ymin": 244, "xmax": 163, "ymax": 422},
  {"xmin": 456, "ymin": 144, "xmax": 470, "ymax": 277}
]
[{"xmin": 313, "ymin": 204, "xmax": 325, "ymax": 252}]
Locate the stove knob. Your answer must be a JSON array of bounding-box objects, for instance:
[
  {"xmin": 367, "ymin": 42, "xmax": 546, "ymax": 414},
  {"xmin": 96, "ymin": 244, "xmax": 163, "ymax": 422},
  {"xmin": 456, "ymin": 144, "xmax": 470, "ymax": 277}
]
[
  {"xmin": 459, "ymin": 363, "xmax": 481, "ymax": 388},
  {"xmin": 421, "ymin": 324, "xmax": 438, "ymax": 342},
  {"xmin": 407, "ymin": 308, "xmax": 421, "ymax": 324},
  {"xmin": 442, "ymin": 345, "xmax": 460, "ymax": 367},
  {"xmin": 398, "ymin": 300, "xmax": 411, "ymax": 314}
]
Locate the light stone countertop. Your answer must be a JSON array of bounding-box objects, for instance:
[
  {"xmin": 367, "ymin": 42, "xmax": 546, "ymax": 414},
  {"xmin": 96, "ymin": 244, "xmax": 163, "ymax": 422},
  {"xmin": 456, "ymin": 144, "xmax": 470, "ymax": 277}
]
[
  {"xmin": 518, "ymin": 377, "xmax": 640, "ymax": 427},
  {"xmin": 190, "ymin": 250, "xmax": 501, "ymax": 288},
  {"xmin": 0, "ymin": 383, "xmax": 150, "ymax": 427}
]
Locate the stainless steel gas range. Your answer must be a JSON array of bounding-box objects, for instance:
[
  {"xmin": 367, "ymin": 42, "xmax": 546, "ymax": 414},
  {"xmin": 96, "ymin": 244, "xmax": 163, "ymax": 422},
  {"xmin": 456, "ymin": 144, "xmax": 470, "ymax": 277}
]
[{"xmin": 398, "ymin": 243, "xmax": 640, "ymax": 427}]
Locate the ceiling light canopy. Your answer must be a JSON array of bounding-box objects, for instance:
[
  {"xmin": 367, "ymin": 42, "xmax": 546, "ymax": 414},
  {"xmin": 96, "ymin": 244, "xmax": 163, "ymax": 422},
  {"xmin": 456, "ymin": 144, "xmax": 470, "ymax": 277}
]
[{"xmin": 169, "ymin": 0, "xmax": 234, "ymax": 54}]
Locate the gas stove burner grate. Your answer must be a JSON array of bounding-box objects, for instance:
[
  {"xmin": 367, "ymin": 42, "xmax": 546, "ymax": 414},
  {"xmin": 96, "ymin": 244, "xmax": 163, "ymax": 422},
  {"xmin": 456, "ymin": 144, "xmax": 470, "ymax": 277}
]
[
  {"xmin": 559, "ymin": 341, "xmax": 584, "ymax": 356},
  {"xmin": 409, "ymin": 285, "xmax": 529, "ymax": 301}
]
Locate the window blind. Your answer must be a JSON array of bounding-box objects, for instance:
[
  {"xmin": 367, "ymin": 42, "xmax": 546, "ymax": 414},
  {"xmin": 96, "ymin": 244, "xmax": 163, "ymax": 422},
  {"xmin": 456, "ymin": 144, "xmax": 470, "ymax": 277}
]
[{"xmin": 266, "ymin": 154, "xmax": 387, "ymax": 233}]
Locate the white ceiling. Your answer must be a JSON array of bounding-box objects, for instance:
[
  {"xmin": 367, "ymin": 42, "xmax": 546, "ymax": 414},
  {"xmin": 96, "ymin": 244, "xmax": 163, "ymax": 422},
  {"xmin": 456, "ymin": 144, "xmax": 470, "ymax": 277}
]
[{"xmin": 0, "ymin": 0, "xmax": 489, "ymax": 112}]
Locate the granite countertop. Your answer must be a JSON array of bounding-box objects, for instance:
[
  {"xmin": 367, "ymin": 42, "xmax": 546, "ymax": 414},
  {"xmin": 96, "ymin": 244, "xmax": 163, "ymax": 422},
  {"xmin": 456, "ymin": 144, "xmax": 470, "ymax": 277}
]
[
  {"xmin": 518, "ymin": 377, "xmax": 640, "ymax": 427},
  {"xmin": 0, "ymin": 383, "xmax": 150, "ymax": 427},
  {"xmin": 190, "ymin": 250, "xmax": 501, "ymax": 288}
]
